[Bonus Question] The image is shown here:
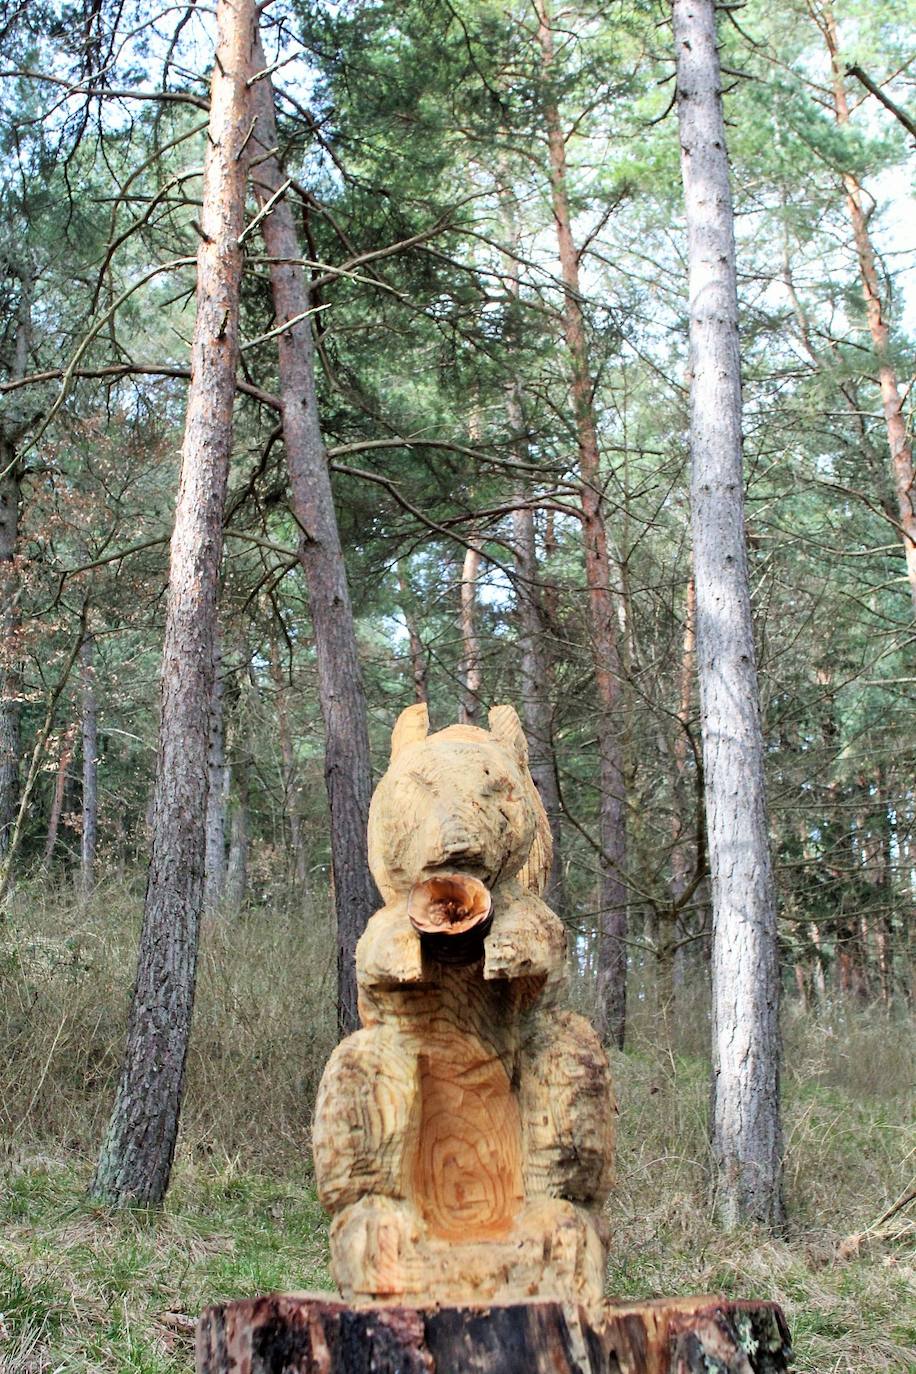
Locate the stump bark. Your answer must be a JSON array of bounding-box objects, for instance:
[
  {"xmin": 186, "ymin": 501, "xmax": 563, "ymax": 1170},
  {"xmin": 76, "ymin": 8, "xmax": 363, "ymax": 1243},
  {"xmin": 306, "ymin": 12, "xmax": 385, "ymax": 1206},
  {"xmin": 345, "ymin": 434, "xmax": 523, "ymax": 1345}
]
[{"xmin": 196, "ymin": 1293, "xmax": 792, "ymax": 1374}]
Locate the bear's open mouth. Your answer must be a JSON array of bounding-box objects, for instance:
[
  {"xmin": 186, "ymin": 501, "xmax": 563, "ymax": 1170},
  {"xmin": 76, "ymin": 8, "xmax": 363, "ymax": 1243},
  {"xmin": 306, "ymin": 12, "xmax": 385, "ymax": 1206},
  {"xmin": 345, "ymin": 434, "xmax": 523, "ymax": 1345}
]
[{"xmin": 407, "ymin": 873, "xmax": 493, "ymax": 964}]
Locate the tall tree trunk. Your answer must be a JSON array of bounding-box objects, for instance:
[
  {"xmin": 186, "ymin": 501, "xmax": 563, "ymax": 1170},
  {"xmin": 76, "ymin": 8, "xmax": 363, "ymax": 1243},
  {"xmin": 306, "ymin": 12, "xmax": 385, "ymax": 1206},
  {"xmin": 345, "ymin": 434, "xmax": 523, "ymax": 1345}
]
[
  {"xmin": 511, "ymin": 492, "xmax": 565, "ymax": 911},
  {"xmin": 535, "ymin": 0, "xmax": 628, "ymax": 1046},
  {"xmin": 542, "ymin": 510, "xmax": 559, "ymax": 627},
  {"xmin": 500, "ymin": 184, "xmax": 565, "ymax": 911},
  {"xmin": 876, "ymin": 771, "xmax": 894, "ymax": 1005},
  {"xmin": 249, "ymin": 49, "xmax": 377, "ymax": 1038},
  {"xmin": 0, "ymin": 263, "xmax": 30, "ymax": 858},
  {"xmin": 225, "ymin": 752, "xmax": 249, "ymax": 913},
  {"xmin": 43, "ymin": 722, "xmax": 77, "ymax": 865},
  {"xmin": 809, "ymin": 922, "xmax": 828, "ymax": 1002},
  {"xmin": 396, "ymin": 561, "xmax": 428, "ymax": 705},
  {"xmin": 270, "ymin": 632, "xmax": 308, "ymax": 889},
  {"xmin": 903, "ymin": 817, "xmax": 916, "ymax": 1004},
  {"xmin": 0, "ymin": 447, "xmax": 20, "ymax": 859},
  {"xmin": 669, "ymin": 577, "xmax": 701, "ymax": 997},
  {"xmin": 817, "ymin": 2, "xmax": 916, "ymax": 613},
  {"xmin": 671, "ymin": 578, "xmax": 696, "ymax": 902},
  {"xmin": 204, "ymin": 635, "xmax": 228, "ymax": 912},
  {"xmin": 80, "ymin": 632, "xmax": 98, "ymax": 894},
  {"xmin": 90, "ymin": 0, "xmax": 255, "ymax": 1205},
  {"xmin": 657, "ymin": 578, "xmax": 698, "ymax": 1014},
  {"xmin": 673, "ymin": 0, "xmax": 784, "ymax": 1230},
  {"xmin": 458, "ymin": 543, "xmax": 482, "ymax": 725}
]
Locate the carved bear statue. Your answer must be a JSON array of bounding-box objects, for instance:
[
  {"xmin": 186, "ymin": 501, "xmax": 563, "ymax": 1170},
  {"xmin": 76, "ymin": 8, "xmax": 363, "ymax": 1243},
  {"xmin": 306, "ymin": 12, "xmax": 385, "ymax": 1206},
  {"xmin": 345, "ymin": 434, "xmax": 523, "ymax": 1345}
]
[{"xmin": 312, "ymin": 704, "xmax": 615, "ymax": 1307}]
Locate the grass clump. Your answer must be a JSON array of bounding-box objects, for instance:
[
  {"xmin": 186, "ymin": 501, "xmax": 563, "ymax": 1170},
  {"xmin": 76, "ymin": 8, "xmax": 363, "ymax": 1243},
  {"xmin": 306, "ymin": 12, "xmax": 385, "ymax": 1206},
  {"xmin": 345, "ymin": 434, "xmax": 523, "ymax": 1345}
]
[
  {"xmin": 1, "ymin": 1156, "xmax": 331, "ymax": 1372},
  {"xmin": 1, "ymin": 878, "xmax": 914, "ymax": 1372}
]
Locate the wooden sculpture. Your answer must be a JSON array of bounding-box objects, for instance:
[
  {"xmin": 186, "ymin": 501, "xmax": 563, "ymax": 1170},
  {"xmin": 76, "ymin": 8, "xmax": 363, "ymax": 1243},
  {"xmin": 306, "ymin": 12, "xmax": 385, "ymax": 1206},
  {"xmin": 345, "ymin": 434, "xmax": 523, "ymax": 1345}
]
[
  {"xmin": 196, "ymin": 704, "xmax": 793, "ymax": 1374},
  {"xmin": 312, "ymin": 703, "xmax": 615, "ymax": 1306}
]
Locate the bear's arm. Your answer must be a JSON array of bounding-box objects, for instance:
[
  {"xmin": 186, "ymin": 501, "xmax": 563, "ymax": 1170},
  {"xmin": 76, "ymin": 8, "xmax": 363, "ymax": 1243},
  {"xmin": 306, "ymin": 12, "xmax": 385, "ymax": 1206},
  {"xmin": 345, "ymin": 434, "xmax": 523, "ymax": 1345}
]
[
  {"xmin": 519, "ymin": 1009, "xmax": 616, "ymax": 1205},
  {"xmin": 312, "ymin": 1028, "xmax": 417, "ymax": 1211},
  {"xmin": 483, "ymin": 886, "xmax": 567, "ymax": 982},
  {"xmin": 356, "ymin": 900, "xmax": 424, "ymax": 987}
]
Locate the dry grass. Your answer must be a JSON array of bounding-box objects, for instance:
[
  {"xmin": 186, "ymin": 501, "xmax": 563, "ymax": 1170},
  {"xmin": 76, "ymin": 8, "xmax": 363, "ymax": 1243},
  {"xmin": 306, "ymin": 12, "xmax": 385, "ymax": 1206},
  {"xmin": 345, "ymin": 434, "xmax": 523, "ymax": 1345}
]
[
  {"xmin": 1, "ymin": 875, "xmax": 337, "ymax": 1168},
  {"xmin": 1, "ymin": 878, "xmax": 914, "ymax": 1372}
]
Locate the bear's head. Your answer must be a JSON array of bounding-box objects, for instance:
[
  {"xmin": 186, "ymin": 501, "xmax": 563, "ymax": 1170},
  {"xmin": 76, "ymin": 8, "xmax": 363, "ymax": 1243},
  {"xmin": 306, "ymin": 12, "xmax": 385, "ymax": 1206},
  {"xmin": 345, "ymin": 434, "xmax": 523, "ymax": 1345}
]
[{"xmin": 367, "ymin": 703, "xmax": 552, "ymax": 905}]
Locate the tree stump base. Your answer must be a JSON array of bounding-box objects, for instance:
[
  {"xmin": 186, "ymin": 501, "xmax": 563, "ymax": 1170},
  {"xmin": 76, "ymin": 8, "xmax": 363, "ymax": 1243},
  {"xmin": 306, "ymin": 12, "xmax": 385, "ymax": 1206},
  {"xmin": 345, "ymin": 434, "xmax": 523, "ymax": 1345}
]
[{"xmin": 196, "ymin": 1292, "xmax": 792, "ymax": 1373}]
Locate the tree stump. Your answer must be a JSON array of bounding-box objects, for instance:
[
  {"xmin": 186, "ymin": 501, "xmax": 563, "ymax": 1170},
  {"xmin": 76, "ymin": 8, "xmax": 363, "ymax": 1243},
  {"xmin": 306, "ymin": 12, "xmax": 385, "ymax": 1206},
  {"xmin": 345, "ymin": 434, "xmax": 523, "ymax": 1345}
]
[{"xmin": 195, "ymin": 1293, "xmax": 792, "ymax": 1373}]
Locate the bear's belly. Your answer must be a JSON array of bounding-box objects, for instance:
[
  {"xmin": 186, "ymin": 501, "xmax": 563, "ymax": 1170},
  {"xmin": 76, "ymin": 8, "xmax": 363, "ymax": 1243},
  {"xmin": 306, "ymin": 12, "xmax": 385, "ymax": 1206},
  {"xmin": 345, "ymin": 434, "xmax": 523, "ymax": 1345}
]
[{"xmin": 411, "ymin": 1034, "xmax": 522, "ymax": 1241}]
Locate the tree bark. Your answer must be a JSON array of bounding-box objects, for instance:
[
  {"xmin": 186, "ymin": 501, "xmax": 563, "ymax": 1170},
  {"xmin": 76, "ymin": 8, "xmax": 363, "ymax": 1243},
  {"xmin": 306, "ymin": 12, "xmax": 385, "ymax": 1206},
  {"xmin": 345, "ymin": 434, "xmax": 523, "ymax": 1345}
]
[
  {"xmin": 196, "ymin": 1294, "xmax": 791, "ymax": 1374},
  {"xmin": 673, "ymin": 0, "xmax": 784, "ymax": 1229},
  {"xmin": 818, "ymin": 3, "xmax": 916, "ymax": 614},
  {"xmin": 0, "ymin": 263, "xmax": 31, "ymax": 859},
  {"xmin": 501, "ymin": 185, "xmax": 565, "ymax": 911},
  {"xmin": 270, "ymin": 632, "xmax": 308, "ymax": 888},
  {"xmin": 671, "ymin": 578, "xmax": 696, "ymax": 903},
  {"xmin": 43, "ymin": 721, "xmax": 77, "ymax": 865},
  {"xmin": 204, "ymin": 634, "xmax": 228, "ymax": 912},
  {"xmin": 248, "ymin": 47, "xmax": 377, "ymax": 1037},
  {"xmin": 512, "ymin": 492, "xmax": 565, "ymax": 912},
  {"xmin": 535, "ymin": 0, "xmax": 628, "ymax": 1047},
  {"xmin": 660, "ymin": 577, "xmax": 698, "ymax": 1019},
  {"xmin": 0, "ymin": 444, "xmax": 20, "ymax": 860},
  {"xmin": 876, "ymin": 771, "xmax": 894, "ymax": 1005},
  {"xmin": 90, "ymin": 0, "xmax": 256, "ymax": 1205},
  {"xmin": 80, "ymin": 632, "xmax": 98, "ymax": 894},
  {"xmin": 225, "ymin": 752, "xmax": 249, "ymax": 913},
  {"xmin": 396, "ymin": 561, "xmax": 429, "ymax": 705},
  {"xmin": 809, "ymin": 921, "xmax": 828, "ymax": 1002},
  {"xmin": 458, "ymin": 543, "xmax": 483, "ymax": 725}
]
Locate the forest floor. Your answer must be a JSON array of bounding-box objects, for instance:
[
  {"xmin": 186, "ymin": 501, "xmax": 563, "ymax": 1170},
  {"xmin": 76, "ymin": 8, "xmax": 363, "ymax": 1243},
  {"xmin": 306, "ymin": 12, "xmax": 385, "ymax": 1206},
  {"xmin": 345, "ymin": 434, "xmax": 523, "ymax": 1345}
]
[{"xmin": 1, "ymin": 882, "xmax": 914, "ymax": 1372}]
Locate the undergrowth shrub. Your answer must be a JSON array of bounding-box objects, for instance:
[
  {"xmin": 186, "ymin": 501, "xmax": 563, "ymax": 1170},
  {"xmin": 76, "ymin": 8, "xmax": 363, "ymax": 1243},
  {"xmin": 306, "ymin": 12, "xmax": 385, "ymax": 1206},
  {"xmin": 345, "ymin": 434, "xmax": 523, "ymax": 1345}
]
[
  {"xmin": 1, "ymin": 873, "xmax": 913, "ymax": 1371},
  {"xmin": 1, "ymin": 876, "xmax": 336, "ymax": 1170}
]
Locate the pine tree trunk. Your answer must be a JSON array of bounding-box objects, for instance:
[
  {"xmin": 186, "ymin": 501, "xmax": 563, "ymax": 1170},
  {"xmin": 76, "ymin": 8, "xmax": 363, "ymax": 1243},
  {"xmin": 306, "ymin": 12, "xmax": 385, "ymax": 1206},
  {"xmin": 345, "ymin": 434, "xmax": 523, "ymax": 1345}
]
[
  {"xmin": 673, "ymin": 0, "xmax": 784, "ymax": 1230},
  {"xmin": 0, "ymin": 441, "xmax": 21, "ymax": 860},
  {"xmin": 809, "ymin": 922, "xmax": 827, "ymax": 1002},
  {"xmin": 396, "ymin": 561, "xmax": 428, "ymax": 705},
  {"xmin": 876, "ymin": 772, "xmax": 894, "ymax": 1005},
  {"xmin": 204, "ymin": 636, "xmax": 228, "ymax": 912},
  {"xmin": 270, "ymin": 634, "xmax": 308, "ymax": 888},
  {"xmin": 458, "ymin": 543, "xmax": 482, "ymax": 725},
  {"xmin": 671, "ymin": 578, "xmax": 696, "ymax": 902},
  {"xmin": 536, "ymin": 0, "xmax": 628, "ymax": 1047},
  {"xmin": 664, "ymin": 577, "xmax": 698, "ymax": 1016},
  {"xmin": 80, "ymin": 632, "xmax": 98, "ymax": 894},
  {"xmin": 512, "ymin": 493, "xmax": 565, "ymax": 911},
  {"xmin": 501, "ymin": 186, "xmax": 565, "ymax": 911},
  {"xmin": 0, "ymin": 265, "xmax": 30, "ymax": 860},
  {"xmin": 226, "ymin": 752, "xmax": 249, "ymax": 913},
  {"xmin": 43, "ymin": 722, "xmax": 77, "ymax": 865},
  {"xmin": 793, "ymin": 962, "xmax": 811, "ymax": 1011},
  {"xmin": 90, "ymin": 0, "xmax": 256, "ymax": 1205},
  {"xmin": 819, "ymin": 3, "xmax": 916, "ymax": 614},
  {"xmin": 248, "ymin": 49, "xmax": 377, "ymax": 1037}
]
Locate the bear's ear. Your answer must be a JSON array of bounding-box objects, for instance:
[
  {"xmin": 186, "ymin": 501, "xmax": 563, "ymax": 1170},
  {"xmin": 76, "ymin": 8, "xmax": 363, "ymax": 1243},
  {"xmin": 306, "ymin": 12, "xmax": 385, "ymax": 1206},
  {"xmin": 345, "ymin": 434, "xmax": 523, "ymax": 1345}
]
[
  {"xmin": 488, "ymin": 703, "xmax": 529, "ymax": 769},
  {"xmin": 390, "ymin": 703, "xmax": 429, "ymax": 761}
]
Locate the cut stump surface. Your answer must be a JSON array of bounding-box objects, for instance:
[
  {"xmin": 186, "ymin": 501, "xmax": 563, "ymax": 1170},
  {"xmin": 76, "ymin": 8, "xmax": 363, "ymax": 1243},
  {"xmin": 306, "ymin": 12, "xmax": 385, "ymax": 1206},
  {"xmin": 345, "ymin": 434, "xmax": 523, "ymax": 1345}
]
[{"xmin": 196, "ymin": 1292, "xmax": 792, "ymax": 1374}]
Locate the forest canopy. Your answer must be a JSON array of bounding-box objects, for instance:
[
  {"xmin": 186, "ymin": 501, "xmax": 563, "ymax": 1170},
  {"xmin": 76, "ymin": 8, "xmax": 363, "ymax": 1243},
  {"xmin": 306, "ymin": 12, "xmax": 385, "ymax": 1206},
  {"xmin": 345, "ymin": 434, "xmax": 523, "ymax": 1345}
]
[{"xmin": 1, "ymin": 0, "xmax": 911, "ymax": 997}]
